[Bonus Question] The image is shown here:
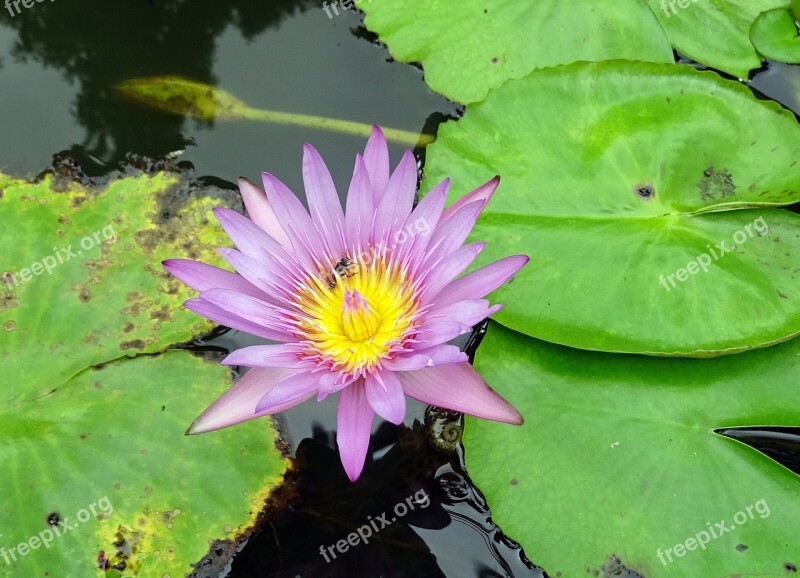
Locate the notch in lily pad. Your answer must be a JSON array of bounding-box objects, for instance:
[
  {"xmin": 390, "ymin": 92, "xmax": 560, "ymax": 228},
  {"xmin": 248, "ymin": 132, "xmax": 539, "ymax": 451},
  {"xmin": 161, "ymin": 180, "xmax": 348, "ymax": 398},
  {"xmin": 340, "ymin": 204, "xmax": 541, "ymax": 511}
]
[{"xmin": 751, "ymin": 7, "xmax": 800, "ymax": 64}]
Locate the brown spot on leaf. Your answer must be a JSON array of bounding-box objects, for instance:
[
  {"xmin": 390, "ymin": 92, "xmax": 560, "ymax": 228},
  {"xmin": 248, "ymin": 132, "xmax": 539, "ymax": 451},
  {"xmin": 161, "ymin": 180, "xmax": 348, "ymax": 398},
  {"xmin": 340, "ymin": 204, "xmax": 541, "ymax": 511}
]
[
  {"xmin": 699, "ymin": 166, "xmax": 736, "ymax": 201},
  {"xmin": 597, "ymin": 555, "xmax": 644, "ymax": 578}
]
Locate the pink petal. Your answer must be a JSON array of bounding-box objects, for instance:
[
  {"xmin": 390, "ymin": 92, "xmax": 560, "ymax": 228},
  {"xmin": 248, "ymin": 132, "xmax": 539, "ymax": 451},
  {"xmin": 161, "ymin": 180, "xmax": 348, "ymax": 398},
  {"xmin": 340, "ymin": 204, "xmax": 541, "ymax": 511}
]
[
  {"xmin": 432, "ymin": 255, "xmax": 530, "ymax": 309},
  {"xmin": 428, "ymin": 299, "xmax": 503, "ymax": 327},
  {"xmin": 420, "ymin": 241, "xmax": 487, "ymax": 303},
  {"xmin": 197, "ymin": 288, "xmax": 298, "ymax": 337},
  {"xmin": 262, "ymin": 171, "xmax": 312, "ymax": 230},
  {"xmin": 163, "ymin": 259, "xmax": 264, "ymax": 299},
  {"xmin": 415, "ymin": 320, "xmax": 473, "ymax": 347},
  {"xmin": 187, "ymin": 367, "xmax": 308, "ymax": 434},
  {"xmin": 213, "ymin": 207, "xmax": 276, "ymax": 262},
  {"xmin": 417, "ymin": 344, "xmax": 468, "ymax": 365},
  {"xmin": 238, "ymin": 177, "xmax": 292, "ymax": 248},
  {"xmin": 345, "ymin": 155, "xmax": 374, "ymax": 250},
  {"xmin": 394, "ymin": 178, "xmax": 448, "ymax": 261},
  {"xmin": 222, "ymin": 343, "xmax": 308, "ymax": 368},
  {"xmin": 422, "ymin": 200, "xmax": 483, "ymax": 268},
  {"xmin": 440, "ymin": 176, "xmax": 499, "ymax": 225},
  {"xmin": 381, "ymin": 344, "xmax": 467, "ymax": 371},
  {"xmin": 318, "ymin": 372, "xmax": 357, "ymax": 400},
  {"xmin": 398, "ymin": 362, "xmax": 523, "ymax": 425},
  {"xmin": 261, "ymin": 171, "xmax": 325, "ymax": 262},
  {"xmin": 337, "ymin": 381, "xmax": 374, "ymax": 482},
  {"xmin": 373, "ymin": 150, "xmax": 417, "ymax": 244},
  {"xmin": 363, "ymin": 125, "xmax": 390, "ymax": 203},
  {"xmin": 303, "ymin": 144, "xmax": 346, "ymax": 255},
  {"xmin": 381, "ymin": 355, "xmax": 431, "ymax": 372},
  {"xmin": 185, "ymin": 298, "xmax": 295, "ymax": 342},
  {"xmin": 255, "ymin": 371, "xmax": 320, "ymax": 414},
  {"xmin": 217, "ymin": 247, "xmax": 298, "ymax": 302},
  {"xmin": 365, "ymin": 371, "xmax": 406, "ymax": 425}
]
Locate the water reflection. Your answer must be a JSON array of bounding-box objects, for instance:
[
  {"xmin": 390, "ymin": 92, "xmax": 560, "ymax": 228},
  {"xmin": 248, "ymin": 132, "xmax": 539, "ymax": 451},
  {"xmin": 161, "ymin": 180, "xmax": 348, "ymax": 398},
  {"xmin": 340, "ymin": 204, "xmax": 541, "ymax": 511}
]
[{"xmin": 0, "ymin": 0, "xmax": 315, "ymax": 170}]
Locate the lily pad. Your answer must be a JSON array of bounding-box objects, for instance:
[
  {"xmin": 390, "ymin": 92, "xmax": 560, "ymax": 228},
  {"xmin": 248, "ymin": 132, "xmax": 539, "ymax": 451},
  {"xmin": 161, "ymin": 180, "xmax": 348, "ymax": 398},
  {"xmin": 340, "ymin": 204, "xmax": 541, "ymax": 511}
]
[
  {"xmin": 354, "ymin": 0, "xmax": 673, "ymax": 104},
  {"xmin": 0, "ymin": 352, "xmax": 287, "ymax": 577},
  {"xmin": 751, "ymin": 7, "xmax": 800, "ymax": 64},
  {"xmin": 464, "ymin": 323, "xmax": 800, "ymax": 578},
  {"xmin": 423, "ymin": 61, "xmax": 800, "ymax": 356},
  {"xmin": 0, "ymin": 170, "xmax": 234, "ymax": 398},
  {"xmin": 0, "ymin": 172, "xmax": 289, "ymax": 575},
  {"xmin": 643, "ymin": 0, "xmax": 788, "ymax": 78}
]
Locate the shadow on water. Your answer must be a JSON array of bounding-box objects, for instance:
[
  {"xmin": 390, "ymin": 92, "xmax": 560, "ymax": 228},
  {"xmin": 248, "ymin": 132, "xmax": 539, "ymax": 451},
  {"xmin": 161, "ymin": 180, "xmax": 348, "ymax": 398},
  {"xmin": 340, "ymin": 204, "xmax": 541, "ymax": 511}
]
[{"xmin": 0, "ymin": 0, "xmax": 456, "ymax": 186}]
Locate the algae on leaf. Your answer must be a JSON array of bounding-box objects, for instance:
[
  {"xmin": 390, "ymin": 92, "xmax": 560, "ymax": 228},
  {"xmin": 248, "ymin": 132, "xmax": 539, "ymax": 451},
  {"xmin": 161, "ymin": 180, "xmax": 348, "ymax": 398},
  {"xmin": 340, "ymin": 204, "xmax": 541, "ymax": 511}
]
[{"xmin": 0, "ymin": 171, "xmax": 289, "ymax": 577}]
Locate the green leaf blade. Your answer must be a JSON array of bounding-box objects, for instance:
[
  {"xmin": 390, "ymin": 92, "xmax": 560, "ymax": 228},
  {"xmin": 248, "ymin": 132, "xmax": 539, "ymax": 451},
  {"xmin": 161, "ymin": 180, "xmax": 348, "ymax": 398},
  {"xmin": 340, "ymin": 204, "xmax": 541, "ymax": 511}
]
[
  {"xmin": 355, "ymin": 0, "xmax": 674, "ymax": 104},
  {"xmin": 464, "ymin": 323, "xmax": 800, "ymax": 577},
  {"xmin": 751, "ymin": 8, "xmax": 800, "ymax": 64},
  {"xmin": 423, "ymin": 61, "xmax": 800, "ymax": 355}
]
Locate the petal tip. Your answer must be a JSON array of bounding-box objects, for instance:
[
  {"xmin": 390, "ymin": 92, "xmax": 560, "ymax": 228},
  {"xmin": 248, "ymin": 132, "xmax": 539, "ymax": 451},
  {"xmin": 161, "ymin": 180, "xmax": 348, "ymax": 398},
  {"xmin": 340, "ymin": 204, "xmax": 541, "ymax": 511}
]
[{"xmin": 185, "ymin": 419, "xmax": 205, "ymax": 435}]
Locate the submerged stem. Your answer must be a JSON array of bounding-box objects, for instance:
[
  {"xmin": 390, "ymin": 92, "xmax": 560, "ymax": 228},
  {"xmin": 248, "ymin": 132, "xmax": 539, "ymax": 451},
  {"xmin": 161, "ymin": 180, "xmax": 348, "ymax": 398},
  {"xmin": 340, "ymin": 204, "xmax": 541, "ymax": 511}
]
[{"xmin": 242, "ymin": 107, "xmax": 434, "ymax": 148}]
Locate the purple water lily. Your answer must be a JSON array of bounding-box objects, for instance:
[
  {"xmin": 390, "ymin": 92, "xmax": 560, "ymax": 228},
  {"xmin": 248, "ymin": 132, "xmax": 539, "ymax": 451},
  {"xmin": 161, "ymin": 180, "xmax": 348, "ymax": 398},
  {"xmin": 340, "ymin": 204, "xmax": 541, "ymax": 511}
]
[{"xmin": 164, "ymin": 127, "xmax": 527, "ymax": 481}]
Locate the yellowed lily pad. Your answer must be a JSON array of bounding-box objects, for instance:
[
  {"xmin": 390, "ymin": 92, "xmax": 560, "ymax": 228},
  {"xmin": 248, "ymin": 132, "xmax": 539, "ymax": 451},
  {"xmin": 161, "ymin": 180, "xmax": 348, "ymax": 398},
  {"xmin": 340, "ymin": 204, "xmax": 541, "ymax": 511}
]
[{"xmin": 0, "ymin": 171, "xmax": 289, "ymax": 576}]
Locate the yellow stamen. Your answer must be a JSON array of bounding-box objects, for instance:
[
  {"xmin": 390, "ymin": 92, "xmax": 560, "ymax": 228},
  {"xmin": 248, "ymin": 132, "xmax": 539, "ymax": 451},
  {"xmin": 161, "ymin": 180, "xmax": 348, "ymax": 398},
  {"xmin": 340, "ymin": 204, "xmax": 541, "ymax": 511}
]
[{"xmin": 295, "ymin": 253, "xmax": 418, "ymax": 374}]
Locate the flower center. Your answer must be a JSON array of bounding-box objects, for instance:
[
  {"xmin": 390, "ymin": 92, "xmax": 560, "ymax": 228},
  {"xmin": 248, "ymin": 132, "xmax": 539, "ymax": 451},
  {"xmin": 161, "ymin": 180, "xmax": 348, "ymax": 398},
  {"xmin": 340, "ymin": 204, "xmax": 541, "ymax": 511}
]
[
  {"xmin": 341, "ymin": 288, "xmax": 381, "ymax": 342},
  {"xmin": 294, "ymin": 249, "xmax": 419, "ymax": 376}
]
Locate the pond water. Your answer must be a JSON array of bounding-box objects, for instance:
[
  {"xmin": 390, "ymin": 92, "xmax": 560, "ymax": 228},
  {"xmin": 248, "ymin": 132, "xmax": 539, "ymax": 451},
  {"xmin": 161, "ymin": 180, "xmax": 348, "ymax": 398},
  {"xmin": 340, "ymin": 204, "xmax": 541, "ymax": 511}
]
[{"xmin": 2, "ymin": 2, "xmax": 799, "ymax": 577}]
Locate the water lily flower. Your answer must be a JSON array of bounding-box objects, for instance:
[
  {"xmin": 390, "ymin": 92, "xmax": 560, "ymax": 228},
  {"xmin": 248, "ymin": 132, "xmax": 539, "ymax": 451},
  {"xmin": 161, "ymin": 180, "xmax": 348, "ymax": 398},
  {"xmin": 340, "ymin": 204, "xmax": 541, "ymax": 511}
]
[{"xmin": 164, "ymin": 127, "xmax": 528, "ymax": 481}]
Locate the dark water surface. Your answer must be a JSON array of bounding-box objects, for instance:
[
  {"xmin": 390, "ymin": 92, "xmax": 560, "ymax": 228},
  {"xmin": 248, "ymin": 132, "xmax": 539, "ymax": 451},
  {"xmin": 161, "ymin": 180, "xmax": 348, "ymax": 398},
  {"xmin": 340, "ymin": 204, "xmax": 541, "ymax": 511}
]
[{"xmin": 2, "ymin": 2, "xmax": 800, "ymax": 577}]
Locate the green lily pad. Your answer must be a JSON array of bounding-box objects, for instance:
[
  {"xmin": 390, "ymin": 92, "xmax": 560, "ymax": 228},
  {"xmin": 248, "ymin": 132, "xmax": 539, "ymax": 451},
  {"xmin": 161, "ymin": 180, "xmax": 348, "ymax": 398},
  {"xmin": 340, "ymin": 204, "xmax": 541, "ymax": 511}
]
[
  {"xmin": 0, "ymin": 172, "xmax": 289, "ymax": 575},
  {"xmin": 751, "ymin": 8, "xmax": 800, "ymax": 64},
  {"xmin": 0, "ymin": 171, "xmax": 234, "ymax": 400},
  {"xmin": 464, "ymin": 323, "xmax": 800, "ymax": 577},
  {"xmin": 354, "ymin": 0, "xmax": 673, "ymax": 104},
  {"xmin": 423, "ymin": 61, "xmax": 800, "ymax": 356},
  {"xmin": 0, "ymin": 352, "xmax": 287, "ymax": 577},
  {"xmin": 643, "ymin": 0, "xmax": 788, "ymax": 78}
]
